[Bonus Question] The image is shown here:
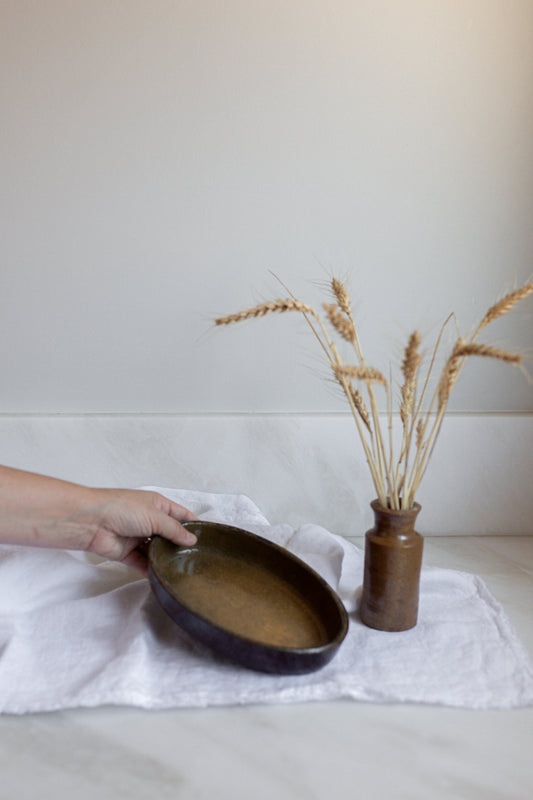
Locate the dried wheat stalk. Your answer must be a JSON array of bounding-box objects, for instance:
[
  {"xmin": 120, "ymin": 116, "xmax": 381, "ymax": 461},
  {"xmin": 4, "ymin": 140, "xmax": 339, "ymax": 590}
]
[
  {"xmin": 392, "ymin": 330, "xmax": 423, "ymax": 508},
  {"xmin": 402, "ymin": 288, "xmax": 530, "ymax": 508},
  {"xmin": 215, "ymin": 276, "xmax": 532, "ymax": 511},
  {"xmin": 214, "ymin": 299, "xmax": 317, "ymax": 326},
  {"xmin": 323, "ymin": 303, "xmax": 356, "ymax": 344},
  {"xmin": 331, "ymin": 278, "xmax": 352, "ymax": 315},
  {"xmin": 438, "ymin": 340, "xmax": 523, "ymax": 411},
  {"xmin": 415, "ymin": 418, "xmax": 425, "ymax": 450},
  {"xmin": 400, "ymin": 331, "xmax": 422, "ymax": 425},
  {"xmin": 346, "ymin": 385, "xmax": 371, "ymax": 432},
  {"xmin": 333, "ymin": 363, "xmax": 387, "ymax": 385},
  {"xmin": 476, "ymin": 282, "xmax": 533, "ymax": 334}
]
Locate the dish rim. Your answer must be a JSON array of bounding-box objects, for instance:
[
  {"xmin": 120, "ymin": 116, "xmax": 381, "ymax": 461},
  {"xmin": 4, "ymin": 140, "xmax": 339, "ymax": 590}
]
[{"xmin": 148, "ymin": 520, "xmax": 349, "ymax": 655}]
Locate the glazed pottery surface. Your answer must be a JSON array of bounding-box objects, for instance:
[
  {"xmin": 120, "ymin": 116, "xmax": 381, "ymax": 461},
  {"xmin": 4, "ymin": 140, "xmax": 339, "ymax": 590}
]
[
  {"xmin": 360, "ymin": 500, "xmax": 424, "ymax": 632},
  {"xmin": 149, "ymin": 521, "xmax": 349, "ymax": 674}
]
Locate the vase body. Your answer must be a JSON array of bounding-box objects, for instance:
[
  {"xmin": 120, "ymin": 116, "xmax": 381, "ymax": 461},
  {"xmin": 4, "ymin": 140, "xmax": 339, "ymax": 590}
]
[{"xmin": 360, "ymin": 500, "xmax": 423, "ymax": 632}]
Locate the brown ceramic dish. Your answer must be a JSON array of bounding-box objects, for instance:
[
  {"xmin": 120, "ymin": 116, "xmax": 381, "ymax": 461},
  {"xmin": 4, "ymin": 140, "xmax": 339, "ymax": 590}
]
[{"xmin": 148, "ymin": 521, "xmax": 348, "ymax": 674}]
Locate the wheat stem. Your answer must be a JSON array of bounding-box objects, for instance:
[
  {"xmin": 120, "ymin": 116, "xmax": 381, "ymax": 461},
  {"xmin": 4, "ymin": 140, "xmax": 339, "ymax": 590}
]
[
  {"xmin": 270, "ymin": 276, "xmax": 388, "ymax": 503},
  {"xmin": 337, "ymin": 371, "xmax": 388, "ymax": 505},
  {"xmin": 401, "ymin": 314, "xmax": 455, "ymax": 507},
  {"xmin": 387, "ymin": 365, "xmax": 400, "ymax": 509},
  {"xmin": 394, "ymin": 331, "xmax": 422, "ymax": 507}
]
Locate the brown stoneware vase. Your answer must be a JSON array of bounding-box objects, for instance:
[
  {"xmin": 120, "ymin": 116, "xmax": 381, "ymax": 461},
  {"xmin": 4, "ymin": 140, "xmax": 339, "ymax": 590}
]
[{"xmin": 360, "ymin": 500, "xmax": 423, "ymax": 632}]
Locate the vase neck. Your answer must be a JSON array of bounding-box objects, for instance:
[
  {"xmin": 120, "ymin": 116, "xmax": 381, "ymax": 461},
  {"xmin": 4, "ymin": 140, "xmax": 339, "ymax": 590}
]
[{"xmin": 370, "ymin": 500, "xmax": 421, "ymax": 534}]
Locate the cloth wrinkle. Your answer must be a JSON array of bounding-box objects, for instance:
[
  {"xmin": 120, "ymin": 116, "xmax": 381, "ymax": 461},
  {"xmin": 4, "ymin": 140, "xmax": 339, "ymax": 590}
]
[{"xmin": 0, "ymin": 487, "xmax": 532, "ymax": 714}]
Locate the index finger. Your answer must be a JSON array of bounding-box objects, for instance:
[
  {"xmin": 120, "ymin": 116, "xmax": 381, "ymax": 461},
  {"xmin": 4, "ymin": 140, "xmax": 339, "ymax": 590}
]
[{"xmin": 150, "ymin": 510, "xmax": 198, "ymax": 546}]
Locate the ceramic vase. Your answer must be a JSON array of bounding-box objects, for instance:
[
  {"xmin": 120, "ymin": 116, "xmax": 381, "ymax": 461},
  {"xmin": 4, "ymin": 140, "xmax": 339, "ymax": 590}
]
[{"xmin": 360, "ymin": 500, "xmax": 424, "ymax": 632}]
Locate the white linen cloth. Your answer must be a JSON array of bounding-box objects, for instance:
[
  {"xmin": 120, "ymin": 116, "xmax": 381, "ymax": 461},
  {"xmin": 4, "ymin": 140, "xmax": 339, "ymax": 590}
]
[{"xmin": 0, "ymin": 487, "xmax": 532, "ymax": 714}]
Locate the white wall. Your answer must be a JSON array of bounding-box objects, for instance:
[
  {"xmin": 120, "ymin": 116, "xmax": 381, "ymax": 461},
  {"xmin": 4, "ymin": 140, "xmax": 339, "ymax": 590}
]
[
  {"xmin": 1, "ymin": 2, "xmax": 532, "ymax": 534},
  {"xmin": 1, "ymin": 0, "xmax": 532, "ymax": 414},
  {"xmin": 0, "ymin": 413, "xmax": 531, "ymax": 535}
]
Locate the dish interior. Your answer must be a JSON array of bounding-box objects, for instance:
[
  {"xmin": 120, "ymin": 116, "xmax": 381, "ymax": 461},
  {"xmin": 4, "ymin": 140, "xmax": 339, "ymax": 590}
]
[{"xmin": 151, "ymin": 525, "xmax": 342, "ymax": 650}]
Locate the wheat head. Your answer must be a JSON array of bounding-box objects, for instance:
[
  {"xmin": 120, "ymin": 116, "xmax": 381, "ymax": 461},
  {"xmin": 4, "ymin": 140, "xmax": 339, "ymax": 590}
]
[
  {"xmin": 346, "ymin": 384, "xmax": 371, "ymax": 431},
  {"xmin": 323, "ymin": 303, "xmax": 356, "ymax": 343},
  {"xmin": 334, "ymin": 363, "xmax": 387, "ymax": 386},
  {"xmin": 331, "ymin": 278, "xmax": 352, "ymax": 316},
  {"xmin": 478, "ymin": 281, "xmax": 533, "ymax": 332},
  {"xmin": 438, "ymin": 338, "xmax": 522, "ymax": 410},
  {"xmin": 215, "ymin": 298, "xmax": 316, "ymax": 326},
  {"xmin": 454, "ymin": 342, "xmax": 522, "ymax": 364},
  {"xmin": 400, "ymin": 330, "xmax": 422, "ymax": 424}
]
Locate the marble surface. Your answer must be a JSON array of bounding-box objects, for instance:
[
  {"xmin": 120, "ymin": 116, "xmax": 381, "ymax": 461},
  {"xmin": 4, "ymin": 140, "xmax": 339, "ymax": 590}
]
[
  {"xmin": 1, "ymin": 535, "xmax": 532, "ymax": 800},
  {"xmin": 0, "ymin": 413, "xmax": 532, "ymax": 796}
]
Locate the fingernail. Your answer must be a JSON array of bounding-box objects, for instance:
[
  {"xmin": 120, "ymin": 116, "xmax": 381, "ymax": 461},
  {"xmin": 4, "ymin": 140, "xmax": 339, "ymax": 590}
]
[{"xmin": 185, "ymin": 532, "xmax": 198, "ymax": 546}]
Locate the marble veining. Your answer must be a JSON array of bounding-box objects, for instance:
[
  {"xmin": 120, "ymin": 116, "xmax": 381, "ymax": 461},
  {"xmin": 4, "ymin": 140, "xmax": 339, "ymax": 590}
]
[
  {"xmin": 0, "ymin": 414, "xmax": 532, "ymax": 796},
  {"xmin": 0, "ymin": 536, "xmax": 532, "ymax": 799}
]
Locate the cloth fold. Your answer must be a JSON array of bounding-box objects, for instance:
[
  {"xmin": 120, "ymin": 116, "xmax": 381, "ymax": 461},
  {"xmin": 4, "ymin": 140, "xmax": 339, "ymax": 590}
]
[{"xmin": 0, "ymin": 487, "xmax": 532, "ymax": 714}]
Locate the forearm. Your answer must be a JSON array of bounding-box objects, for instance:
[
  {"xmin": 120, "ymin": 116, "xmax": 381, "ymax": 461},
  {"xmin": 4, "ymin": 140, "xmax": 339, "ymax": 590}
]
[
  {"xmin": 0, "ymin": 466, "xmax": 97, "ymax": 549},
  {"xmin": 0, "ymin": 465, "xmax": 197, "ymax": 573}
]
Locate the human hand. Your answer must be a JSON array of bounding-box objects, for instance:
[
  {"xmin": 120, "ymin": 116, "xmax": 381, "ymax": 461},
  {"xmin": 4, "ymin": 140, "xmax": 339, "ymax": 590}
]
[
  {"xmin": 0, "ymin": 467, "xmax": 198, "ymax": 576},
  {"xmin": 79, "ymin": 487, "xmax": 199, "ymax": 575}
]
